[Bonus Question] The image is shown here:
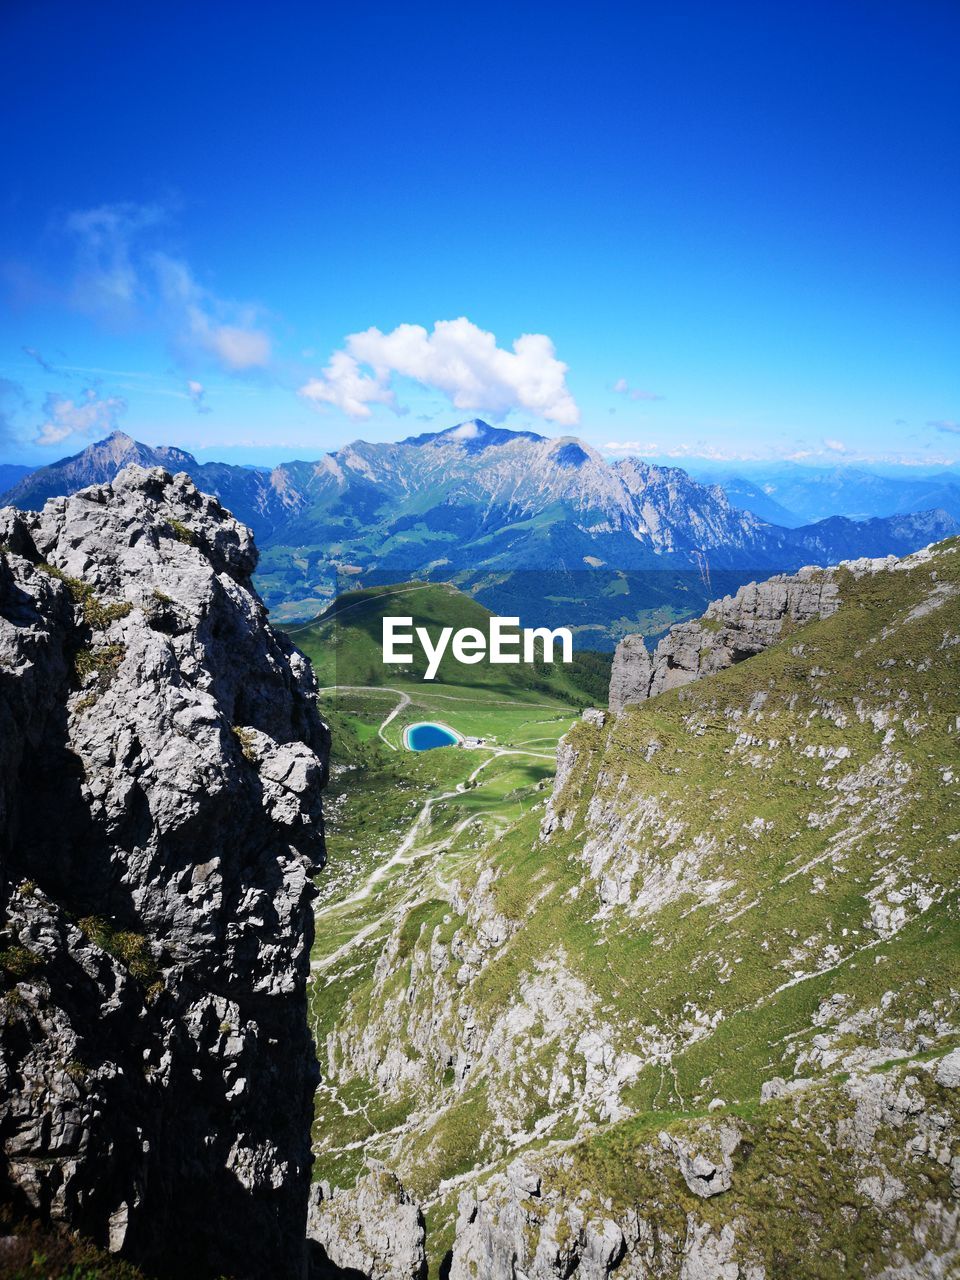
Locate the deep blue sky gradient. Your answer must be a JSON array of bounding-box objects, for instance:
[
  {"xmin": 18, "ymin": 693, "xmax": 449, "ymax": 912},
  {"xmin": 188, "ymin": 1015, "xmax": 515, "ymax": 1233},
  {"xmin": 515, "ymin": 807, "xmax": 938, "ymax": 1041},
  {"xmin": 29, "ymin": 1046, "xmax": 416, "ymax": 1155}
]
[{"xmin": 1, "ymin": 0, "xmax": 958, "ymax": 466}]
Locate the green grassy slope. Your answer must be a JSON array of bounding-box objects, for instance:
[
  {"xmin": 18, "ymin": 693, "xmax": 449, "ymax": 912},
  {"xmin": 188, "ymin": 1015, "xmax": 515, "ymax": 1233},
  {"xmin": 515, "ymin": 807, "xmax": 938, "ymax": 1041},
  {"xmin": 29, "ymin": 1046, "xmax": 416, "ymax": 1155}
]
[
  {"xmin": 284, "ymin": 579, "xmax": 611, "ymax": 703},
  {"xmin": 307, "ymin": 539, "xmax": 960, "ymax": 1275},
  {"xmin": 291, "ymin": 580, "xmax": 597, "ymax": 911}
]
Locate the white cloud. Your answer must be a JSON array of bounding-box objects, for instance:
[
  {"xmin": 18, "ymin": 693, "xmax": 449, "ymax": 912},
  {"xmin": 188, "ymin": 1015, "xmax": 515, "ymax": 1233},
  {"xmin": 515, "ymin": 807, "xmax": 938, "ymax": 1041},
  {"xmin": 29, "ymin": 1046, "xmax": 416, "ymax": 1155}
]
[
  {"xmin": 190, "ymin": 314, "xmax": 271, "ymax": 371},
  {"xmin": 34, "ymin": 388, "xmax": 126, "ymax": 447},
  {"xmin": 603, "ymin": 439, "xmax": 660, "ymax": 454},
  {"xmin": 301, "ymin": 318, "xmax": 579, "ymax": 425},
  {"xmin": 65, "ymin": 201, "xmax": 166, "ymax": 313},
  {"xmin": 603, "ymin": 439, "xmax": 777, "ymax": 462},
  {"xmin": 612, "ymin": 377, "xmax": 664, "ymax": 402},
  {"xmin": 823, "ymin": 438, "xmax": 848, "ymax": 453},
  {"xmin": 599, "ymin": 437, "xmax": 960, "ymax": 466},
  {"xmin": 301, "ymin": 349, "xmax": 396, "ymax": 418},
  {"xmin": 63, "ymin": 203, "xmax": 272, "ymax": 374},
  {"xmin": 187, "ymin": 380, "xmax": 212, "ymax": 414}
]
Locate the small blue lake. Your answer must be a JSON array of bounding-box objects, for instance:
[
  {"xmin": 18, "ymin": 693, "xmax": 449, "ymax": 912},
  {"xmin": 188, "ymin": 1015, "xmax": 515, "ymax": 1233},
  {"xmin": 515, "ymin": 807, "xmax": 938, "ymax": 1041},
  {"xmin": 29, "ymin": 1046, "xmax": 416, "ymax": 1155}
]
[{"xmin": 407, "ymin": 722, "xmax": 459, "ymax": 751}]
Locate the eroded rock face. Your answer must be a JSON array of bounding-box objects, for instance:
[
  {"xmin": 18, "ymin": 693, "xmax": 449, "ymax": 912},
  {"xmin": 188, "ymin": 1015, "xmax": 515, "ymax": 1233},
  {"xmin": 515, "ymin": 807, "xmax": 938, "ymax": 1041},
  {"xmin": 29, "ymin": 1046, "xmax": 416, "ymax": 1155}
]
[
  {"xmin": 658, "ymin": 1123, "xmax": 740, "ymax": 1198},
  {"xmin": 0, "ymin": 465, "xmax": 329, "ymax": 1278},
  {"xmin": 446, "ymin": 1056, "xmax": 960, "ymax": 1279},
  {"xmin": 606, "ymin": 635, "xmax": 654, "ymax": 719},
  {"xmin": 609, "ymin": 566, "xmax": 841, "ymax": 712},
  {"xmin": 307, "ymin": 1169, "xmax": 426, "ymax": 1279}
]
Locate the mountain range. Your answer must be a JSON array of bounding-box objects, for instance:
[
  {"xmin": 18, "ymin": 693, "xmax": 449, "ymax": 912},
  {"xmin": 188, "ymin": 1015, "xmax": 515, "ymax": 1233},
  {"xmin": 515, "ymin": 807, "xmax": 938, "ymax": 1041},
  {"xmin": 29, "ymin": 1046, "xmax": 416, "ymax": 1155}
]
[
  {"xmin": 3, "ymin": 454, "xmax": 959, "ymax": 1277},
  {"xmin": 688, "ymin": 460, "xmax": 960, "ymax": 526},
  {"xmin": 3, "ymin": 423, "xmax": 957, "ymax": 641}
]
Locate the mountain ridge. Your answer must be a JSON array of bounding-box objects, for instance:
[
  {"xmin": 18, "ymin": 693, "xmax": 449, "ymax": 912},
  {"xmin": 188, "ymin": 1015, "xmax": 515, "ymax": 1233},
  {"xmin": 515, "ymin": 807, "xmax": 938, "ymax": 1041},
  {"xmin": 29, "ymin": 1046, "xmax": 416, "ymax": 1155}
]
[{"xmin": 3, "ymin": 426, "xmax": 957, "ymax": 633}]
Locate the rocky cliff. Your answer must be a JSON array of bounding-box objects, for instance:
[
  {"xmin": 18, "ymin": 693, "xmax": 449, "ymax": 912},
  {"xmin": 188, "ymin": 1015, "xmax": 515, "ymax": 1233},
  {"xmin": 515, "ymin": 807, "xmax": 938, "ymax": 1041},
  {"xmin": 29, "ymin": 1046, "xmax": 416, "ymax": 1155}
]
[
  {"xmin": 609, "ymin": 562, "xmax": 844, "ymax": 712},
  {"xmin": 448, "ymin": 1057, "xmax": 960, "ymax": 1279},
  {"xmin": 0, "ymin": 465, "xmax": 329, "ymax": 1278}
]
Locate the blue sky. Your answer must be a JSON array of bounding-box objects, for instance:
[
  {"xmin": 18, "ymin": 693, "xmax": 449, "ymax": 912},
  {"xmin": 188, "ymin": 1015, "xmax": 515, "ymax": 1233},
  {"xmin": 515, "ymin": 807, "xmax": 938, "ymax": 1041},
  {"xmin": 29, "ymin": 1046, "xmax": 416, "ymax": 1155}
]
[{"xmin": 1, "ymin": 0, "xmax": 958, "ymax": 468}]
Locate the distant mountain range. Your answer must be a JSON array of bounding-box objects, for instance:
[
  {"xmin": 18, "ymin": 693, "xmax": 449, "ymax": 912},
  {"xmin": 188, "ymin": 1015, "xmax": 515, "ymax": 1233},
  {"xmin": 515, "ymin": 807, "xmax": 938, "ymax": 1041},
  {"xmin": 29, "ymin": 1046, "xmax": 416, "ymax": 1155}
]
[
  {"xmin": 688, "ymin": 461, "xmax": 960, "ymax": 526},
  {"xmin": 3, "ymin": 423, "xmax": 957, "ymax": 642}
]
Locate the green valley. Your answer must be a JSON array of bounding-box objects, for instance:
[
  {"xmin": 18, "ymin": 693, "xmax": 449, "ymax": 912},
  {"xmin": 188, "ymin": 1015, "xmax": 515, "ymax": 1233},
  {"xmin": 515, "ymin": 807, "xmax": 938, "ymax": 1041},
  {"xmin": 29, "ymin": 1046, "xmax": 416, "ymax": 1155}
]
[{"xmin": 289, "ymin": 584, "xmax": 595, "ymax": 1226}]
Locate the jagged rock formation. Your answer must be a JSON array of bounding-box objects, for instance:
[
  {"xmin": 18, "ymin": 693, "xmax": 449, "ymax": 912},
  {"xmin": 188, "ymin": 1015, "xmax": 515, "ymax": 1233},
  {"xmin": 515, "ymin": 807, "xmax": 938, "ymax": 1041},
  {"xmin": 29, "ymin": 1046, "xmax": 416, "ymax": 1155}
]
[
  {"xmin": 606, "ymin": 634, "xmax": 654, "ymax": 717},
  {"xmin": 609, "ymin": 563, "xmax": 843, "ymax": 711},
  {"xmin": 307, "ymin": 1169, "xmax": 426, "ymax": 1279},
  {"xmin": 0, "ymin": 465, "xmax": 329, "ymax": 1278}
]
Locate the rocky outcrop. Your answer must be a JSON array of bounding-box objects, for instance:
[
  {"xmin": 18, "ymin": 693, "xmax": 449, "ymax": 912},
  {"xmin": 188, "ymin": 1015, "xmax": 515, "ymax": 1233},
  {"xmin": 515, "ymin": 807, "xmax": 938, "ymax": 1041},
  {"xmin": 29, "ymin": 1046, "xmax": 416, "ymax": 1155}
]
[
  {"xmin": 606, "ymin": 633, "xmax": 654, "ymax": 722},
  {"xmin": 447, "ymin": 1055, "xmax": 960, "ymax": 1279},
  {"xmin": 450, "ymin": 1191, "xmax": 626, "ymax": 1280},
  {"xmin": 0, "ymin": 465, "xmax": 329, "ymax": 1278},
  {"xmin": 540, "ymin": 707, "xmax": 606, "ymax": 838},
  {"xmin": 658, "ymin": 1123, "xmax": 740, "ymax": 1198},
  {"xmin": 609, "ymin": 565, "xmax": 842, "ymax": 712},
  {"xmin": 307, "ymin": 1169, "xmax": 426, "ymax": 1279}
]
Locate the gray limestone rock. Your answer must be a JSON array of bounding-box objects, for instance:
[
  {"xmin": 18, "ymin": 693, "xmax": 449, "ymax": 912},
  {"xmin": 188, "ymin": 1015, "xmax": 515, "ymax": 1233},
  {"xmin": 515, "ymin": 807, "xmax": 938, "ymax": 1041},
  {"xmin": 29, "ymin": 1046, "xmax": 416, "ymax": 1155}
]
[
  {"xmin": 934, "ymin": 1048, "xmax": 960, "ymax": 1089},
  {"xmin": 449, "ymin": 1180, "xmax": 627, "ymax": 1280},
  {"xmin": 659, "ymin": 1123, "xmax": 741, "ymax": 1199},
  {"xmin": 759, "ymin": 1076, "xmax": 813, "ymax": 1103},
  {"xmin": 0, "ymin": 465, "xmax": 328, "ymax": 1278},
  {"xmin": 307, "ymin": 1170, "xmax": 426, "ymax": 1279},
  {"xmin": 608, "ymin": 634, "xmax": 654, "ymax": 715},
  {"xmin": 609, "ymin": 565, "xmax": 842, "ymax": 712},
  {"xmin": 679, "ymin": 1217, "xmax": 749, "ymax": 1280}
]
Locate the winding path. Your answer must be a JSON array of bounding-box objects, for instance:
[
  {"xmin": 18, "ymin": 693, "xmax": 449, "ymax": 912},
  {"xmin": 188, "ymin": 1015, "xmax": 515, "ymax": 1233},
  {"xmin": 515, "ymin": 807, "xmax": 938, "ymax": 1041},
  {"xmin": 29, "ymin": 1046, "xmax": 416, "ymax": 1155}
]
[
  {"xmin": 310, "ymin": 689, "xmax": 562, "ymax": 974},
  {"xmin": 317, "ymin": 684, "xmax": 411, "ymax": 749}
]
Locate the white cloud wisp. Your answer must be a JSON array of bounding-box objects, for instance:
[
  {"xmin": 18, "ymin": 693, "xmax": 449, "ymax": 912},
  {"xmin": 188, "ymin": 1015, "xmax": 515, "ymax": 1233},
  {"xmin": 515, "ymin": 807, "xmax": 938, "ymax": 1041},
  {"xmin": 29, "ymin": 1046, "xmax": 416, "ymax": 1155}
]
[
  {"xmin": 64, "ymin": 202, "xmax": 272, "ymax": 376},
  {"xmin": 612, "ymin": 377, "xmax": 664, "ymax": 402}
]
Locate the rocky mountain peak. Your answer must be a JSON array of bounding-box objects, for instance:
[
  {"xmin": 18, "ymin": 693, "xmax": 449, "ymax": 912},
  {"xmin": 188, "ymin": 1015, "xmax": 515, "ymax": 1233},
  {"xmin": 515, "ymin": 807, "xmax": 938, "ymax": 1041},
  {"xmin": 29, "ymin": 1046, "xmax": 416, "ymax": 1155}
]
[
  {"xmin": 546, "ymin": 437, "xmax": 596, "ymax": 468},
  {"xmin": 97, "ymin": 428, "xmax": 137, "ymax": 449},
  {"xmin": 0, "ymin": 464, "xmax": 329, "ymax": 1275},
  {"xmin": 399, "ymin": 418, "xmax": 545, "ymax": 452},
  {"xmin": 1, "ymin": 434, "xmax": 199, "ymax": 512}
]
